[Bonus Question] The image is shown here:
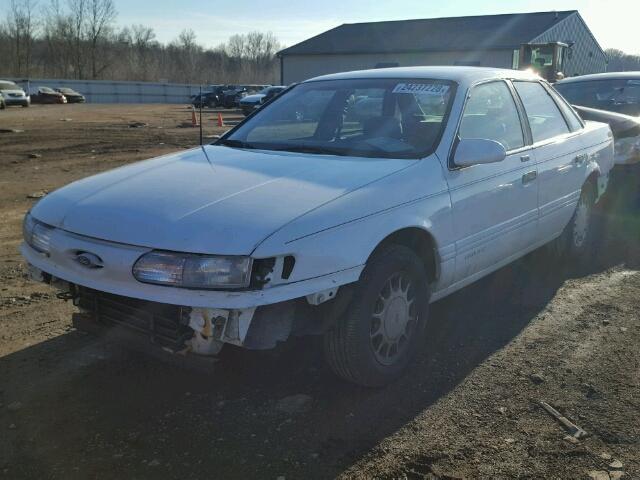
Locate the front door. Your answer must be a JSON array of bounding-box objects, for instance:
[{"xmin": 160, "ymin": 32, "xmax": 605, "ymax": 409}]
[{"xmin": 445, "ymin": 80, "xmax": 538, "ymax": 283}]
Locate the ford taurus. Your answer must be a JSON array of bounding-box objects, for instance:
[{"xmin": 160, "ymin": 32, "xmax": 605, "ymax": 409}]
[{"xmin": 21, "ymin": 67, "xmax": 614, "ymax": 386}]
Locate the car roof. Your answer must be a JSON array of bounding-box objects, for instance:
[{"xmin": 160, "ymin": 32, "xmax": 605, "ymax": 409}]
[
  {"xmin": 305, "ymin": 66, "xmax": 541, "ymax": 86},
  {"xmin": 557, "ymin": 71, "xmax": 640, "ymax": 84}
]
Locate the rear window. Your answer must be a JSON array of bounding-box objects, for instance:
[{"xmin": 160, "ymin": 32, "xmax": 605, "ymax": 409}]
[
  {"xmin": 547, "ymin": 86, "xmax": 584, "ymax": 132},
  {"xmin": 556, "ymin": 79, "xmax": 640, "ymax": 117},
  {"xmin": 514, "ymin": 81, "xmax": 570, "ymax": 143}
]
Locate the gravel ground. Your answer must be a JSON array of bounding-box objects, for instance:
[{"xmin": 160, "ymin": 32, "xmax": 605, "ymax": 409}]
[{"xmin": 0, "ymin": 104, "xmax": 638, "ymax": 480}]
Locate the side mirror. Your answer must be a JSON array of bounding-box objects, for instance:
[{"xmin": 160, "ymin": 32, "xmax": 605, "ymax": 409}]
[{"xmin": 453, "ymin": 138, "xmax": 506, "ymax": 167}]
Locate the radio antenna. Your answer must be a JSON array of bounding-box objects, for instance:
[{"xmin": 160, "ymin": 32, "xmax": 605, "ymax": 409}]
[{"xmin": 199, "ymin": 84, "xmax": 203, "ymax": 145}]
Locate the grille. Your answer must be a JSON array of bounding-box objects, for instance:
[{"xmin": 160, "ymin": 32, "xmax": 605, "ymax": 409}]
[{"xmin": 74, "ymin": 287, "xmax": 192, "ymax": 350}]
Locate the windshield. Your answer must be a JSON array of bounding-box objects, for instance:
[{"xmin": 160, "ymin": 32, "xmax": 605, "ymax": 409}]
[
  {"xmin": 220, "ymin": 78, "xmax": 455, "ymax": 159},
  {"xmin": 556, "ymin": 79, "xmax": 640, "ymax": 117},
  {"xmin": 40, "ymin": 87, "xmax": 55, "ymax": 93},
  {"xmin": 0, "ymin": 81, "xmax": 19, "ymax": 90},
  {"xmin": 59, "ymin": 88, "xmax": 75, "ymax": 94}
]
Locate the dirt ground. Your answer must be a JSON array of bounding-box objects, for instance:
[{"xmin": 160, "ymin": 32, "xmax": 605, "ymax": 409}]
[{"xmin": 0, "ymin": 104, "xmax": 639, "ymax": 480}]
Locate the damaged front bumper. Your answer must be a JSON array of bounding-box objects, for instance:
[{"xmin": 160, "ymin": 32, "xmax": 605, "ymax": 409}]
[{"xmin": 21, "ymin": 230, "xmax": 360, "ymax": 356}]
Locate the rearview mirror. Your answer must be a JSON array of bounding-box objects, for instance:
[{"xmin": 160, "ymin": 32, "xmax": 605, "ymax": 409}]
[{"xmin": 453, "ymin": 138, "xmax": 507, "ymax": 167}]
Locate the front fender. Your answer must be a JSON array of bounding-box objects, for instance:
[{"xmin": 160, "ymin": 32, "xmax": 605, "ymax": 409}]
[{"xmin": 252, "ymin": 157, "xmax": 455, "ymax": 289}]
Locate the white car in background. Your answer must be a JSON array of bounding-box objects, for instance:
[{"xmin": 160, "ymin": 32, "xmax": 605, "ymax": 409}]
[
  {"xmin": 0, "ymin": 80, "xmax": 30, "ymax": 107},
  {"xmin": 21, "ymin": 67, "xmax": 613, "ymax": 386}
]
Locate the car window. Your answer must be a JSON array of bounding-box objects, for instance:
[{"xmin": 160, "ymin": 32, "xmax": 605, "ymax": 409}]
[
  {"xmin": 224, "ymin": 78, "xmax": 455, "ymax": 159},
  {"xmin": 555, "ymin": 79, "xmax": 640, "ymax": 117},
  {"xmin": 459, "ymin": 81, "xmax": 524, "ymax": 151},
  {"xmin": 547, "ymin": 86, "xmax": 583, "ymax": 132},
  {"xmin": 245, "ymin": 89, "xmax": 335, "ymax": 142},
  {"xmin": 514, "ymin": 81, "xmax": 570, "ymax": 143}
]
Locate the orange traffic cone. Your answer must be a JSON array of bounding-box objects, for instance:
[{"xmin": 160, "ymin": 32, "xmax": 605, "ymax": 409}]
[
  {"xmin": 217, "ymin": 112, "xmax": 225, "ymax": 127},
  {"xmin": 191, "ymin": 106, "xmax": 199, "ymax": 127}
]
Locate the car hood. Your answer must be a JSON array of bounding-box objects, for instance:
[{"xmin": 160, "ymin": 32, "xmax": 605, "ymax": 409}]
[
  {"xmin": 240, "ymin": 94, "xmax": 265, "ymax": 104},
  {"xmin": 31, "ymin": 145, "xmax": 415, "ymax": 255}
]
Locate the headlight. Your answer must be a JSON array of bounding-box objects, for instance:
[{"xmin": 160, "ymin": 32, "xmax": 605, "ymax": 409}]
[
  {"xmin": 23, "ymin": 213, "xmax": 54, "ymax": 254},
  {"xmin": 133, "ymin": 251, "xmax": 253, "ymax": 289}
]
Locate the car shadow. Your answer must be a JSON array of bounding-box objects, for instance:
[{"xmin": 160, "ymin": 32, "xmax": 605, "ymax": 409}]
[{"xmin": 0, "ymin": 190, "xmax": 638, "ymax": 480}]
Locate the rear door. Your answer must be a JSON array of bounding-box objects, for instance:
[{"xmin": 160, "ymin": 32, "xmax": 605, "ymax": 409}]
[
  {"xmin": 512, "ymin": 81, "xmax": 587, "ymax": 241},
  {"xmin": 445, "ymin": 80, "xmax": 538, "ymax": 283}
]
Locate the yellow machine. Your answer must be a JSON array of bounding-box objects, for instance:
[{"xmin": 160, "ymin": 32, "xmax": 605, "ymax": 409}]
[{"xmin": 519, "ymin": 42, "xmax": 570, "ymax": 82}]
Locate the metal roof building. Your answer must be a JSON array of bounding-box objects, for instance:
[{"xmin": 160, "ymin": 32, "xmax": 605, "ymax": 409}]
[{"xmin": 277, "ymin": 10, "xmax": 607, "ymax": 84}]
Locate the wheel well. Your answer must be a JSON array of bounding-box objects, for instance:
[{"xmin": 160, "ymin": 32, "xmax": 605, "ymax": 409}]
[{"xmin": 369, "ymin": 228, "xmax": 438, "ymax": 283}]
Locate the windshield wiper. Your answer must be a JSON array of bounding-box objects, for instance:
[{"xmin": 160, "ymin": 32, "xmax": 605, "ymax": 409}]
[
  {"xmin": 270, "ymin": 145, "xmax": 348, "ymax": 156},
  {"xmin": 216, "ymin": 139, "xmax": 256, "ymax": 149}
]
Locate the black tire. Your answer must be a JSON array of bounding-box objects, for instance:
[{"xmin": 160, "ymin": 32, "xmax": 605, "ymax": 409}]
[
  {"xmin": 324, "ymin": 245, "xmax": 430, "ymax": 387},
  {"xmin": 553, "ymin": 181, "xmax": 597, "ymax": 260}
]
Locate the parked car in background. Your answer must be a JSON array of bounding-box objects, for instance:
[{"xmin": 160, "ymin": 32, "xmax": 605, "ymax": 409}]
[
  {"xmin": 221, "ymin": 85, "xmax": 269, "ymax": 108},
  {"xmin": 239, "ymin": 86, "xmax": 286, "ymax": 116},
  {"xmin": 555, "ymin": 73, "xmax": 640, "ymax": 198},
  {"xmin": 572, "ymin": 105, "xmax": 640, "ymax": 167},
  {"xmin": 31, "ymin": 87, "xmax": 67, "ymax": 104},
  {"xmin": 0, "ymin": 80, "xmax": 30, "ymax": 107},
  {"xmin": 55, "ymin": 87, "xmax": 85, "ymax": 103},
  {"xmin": 191, "ymin": 85, "xmax": 234, "ymax": 108},
  {"xmin": 555, "ymin": 72, "xmax": 640, "ymax": 118},
  {"xmin": 191, "ymin": 92, "xmax": 220, "ymax": 108},
  {"xmin": 21, "ymin": 67, "xmax": 613, "ymax": 386}
]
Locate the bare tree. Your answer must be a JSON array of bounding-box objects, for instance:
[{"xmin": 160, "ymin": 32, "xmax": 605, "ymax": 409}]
[
  {"xmin": 5, "ymin": 0, "xmax": 39, "ymax": 76},
  {"xmin": 86, "ymin": 0, "xmax": 116, "ymax": 78},
  {"xmin": 606, "ymin": 48, "xmax": 640, "ymax": 72},
  {"xmin": 131, "ymin": 24, "xmax": 156, "ymax": 80},
  {"xmin": 0, "ymin": 0, "xmax": 282, "ymax": 84},
  {"xmin": 66, "ymin": 0, "xmax": 86, "ymax": 78}
]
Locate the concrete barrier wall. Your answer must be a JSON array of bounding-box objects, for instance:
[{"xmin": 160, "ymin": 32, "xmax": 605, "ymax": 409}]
[{"xmin": 6, "ymin": 78, "xmax": 203, "ymax": 104}]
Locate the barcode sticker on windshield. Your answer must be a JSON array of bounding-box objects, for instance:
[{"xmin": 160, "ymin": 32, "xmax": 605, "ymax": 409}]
[{"xmin": 392, "ymin": 83, "xmax": 449, "ymax": 95}]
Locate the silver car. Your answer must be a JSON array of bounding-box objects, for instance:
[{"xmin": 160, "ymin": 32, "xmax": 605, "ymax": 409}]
[{"xmin": 0, "ymin": 80, "xmax": 30, "ymax": 107}]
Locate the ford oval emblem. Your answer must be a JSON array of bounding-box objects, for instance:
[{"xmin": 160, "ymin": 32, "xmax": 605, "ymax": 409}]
[{"xmin": 74, "ymin": 252, "xmax": 103, "ymax": 269}]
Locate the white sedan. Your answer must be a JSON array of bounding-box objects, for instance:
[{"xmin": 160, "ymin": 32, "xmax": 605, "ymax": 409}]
[{"xmin": 21, "ymin": 67, "xmax": 614, "ymax": 386}]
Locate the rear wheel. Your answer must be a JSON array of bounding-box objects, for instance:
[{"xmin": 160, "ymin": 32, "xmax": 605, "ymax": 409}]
[
  {"xmin": 324, "ymin": 245, "xmax": 430, "ymax": 387},
  {"xmin": 553, "ymin": 181, "xmax": 597, "ymax": 260}
]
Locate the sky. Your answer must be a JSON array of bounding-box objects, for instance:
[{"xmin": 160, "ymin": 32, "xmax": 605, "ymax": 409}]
[{"xmin": 1, "ymin": 0, "xmax": 639, "ymax": 54}]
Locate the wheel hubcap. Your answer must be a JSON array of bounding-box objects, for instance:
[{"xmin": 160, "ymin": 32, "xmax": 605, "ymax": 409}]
[
  {"xmin": 370, "ymin": 272, "xmax": 417, "ymax": 366},
  {"xmin": 573, "ymin": 195, "xmax": 591, "ymax": 248}
]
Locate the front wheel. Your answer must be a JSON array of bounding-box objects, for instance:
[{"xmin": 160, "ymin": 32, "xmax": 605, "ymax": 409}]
[{"xmin": 324, "ymin": 245, "xmax": 430, "ymax": 387}]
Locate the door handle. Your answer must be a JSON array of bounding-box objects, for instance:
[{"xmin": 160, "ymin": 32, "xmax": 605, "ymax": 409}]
[
  {"xmin": 520, "ymin": 154, "xmax": 531, "ymax": 162},
  {"xmin": 522, "ymin": 171, "xmax": 537, "ymax": 184},
  {"xmin": 574, "ymin": 153, "xmax": 588, "ymax": 165}
]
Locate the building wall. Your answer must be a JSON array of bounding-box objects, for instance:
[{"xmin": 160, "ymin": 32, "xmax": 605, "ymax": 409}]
[
  {"xmin": 281, "ymin": 50, "xmax": 514, "ymax": 84},
  {"xmin": 8, "ymin": 78, "xmax": 203, "ymax": 103},
  {"xmin": 530, "ymin": 12, "xmax": 607, "ymax": 76}
]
